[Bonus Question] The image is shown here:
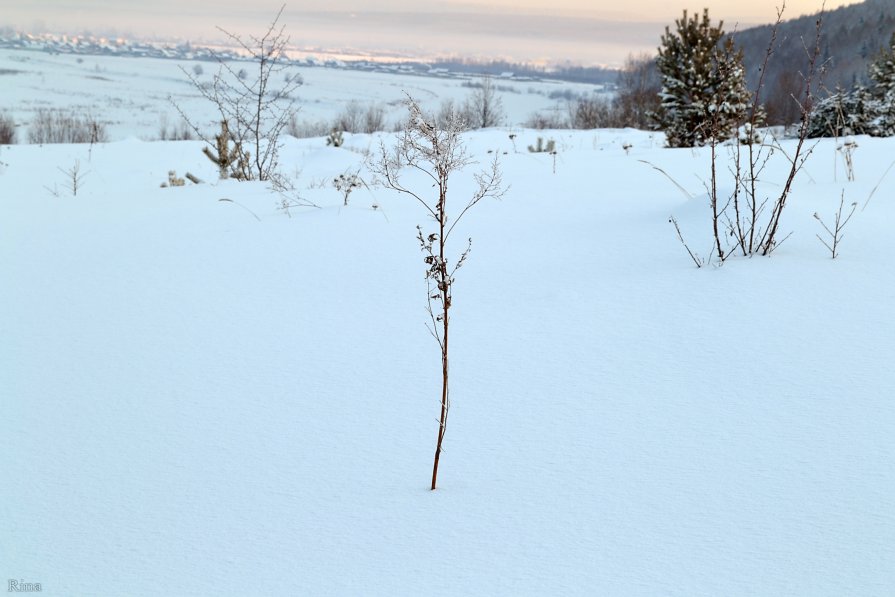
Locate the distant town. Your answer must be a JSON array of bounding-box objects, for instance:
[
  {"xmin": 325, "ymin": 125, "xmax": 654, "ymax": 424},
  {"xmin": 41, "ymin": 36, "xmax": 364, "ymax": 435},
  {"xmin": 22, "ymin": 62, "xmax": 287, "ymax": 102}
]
[{"xmin": 0, "ymin": 29, "xmax": 619, "ymax": 86}]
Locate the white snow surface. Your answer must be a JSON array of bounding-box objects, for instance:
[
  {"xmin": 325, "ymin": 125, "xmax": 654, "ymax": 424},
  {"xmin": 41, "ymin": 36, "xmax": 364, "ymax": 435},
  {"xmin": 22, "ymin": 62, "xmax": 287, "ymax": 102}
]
[{"xmin": 2, "ymin": 52, "xmax": 895, "ymax": 597}]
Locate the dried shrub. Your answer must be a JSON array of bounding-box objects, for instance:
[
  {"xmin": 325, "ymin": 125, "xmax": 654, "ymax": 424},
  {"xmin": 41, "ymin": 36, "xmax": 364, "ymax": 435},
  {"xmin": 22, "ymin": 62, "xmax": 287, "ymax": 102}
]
[
  {"xmin": 463, "ymin": 75, "xmax": 505, "ymax": 128},
  {"xmin": 332, "ymin": 101, "xmax": 389, "ymax": 134},
  {"xmin": 0, "ymin": 112, "xmax": 15, "ymax": 144},
  {"xmin": 570, "ymin": 96, "xmax": 618, "ymax": 129},
  {"xmin": 27, "ymin": 109, "xmax": 107, "ymax": 144},
  {"xmin": 525, "ymin": 110, "xmax": 568, "ymax": 130},
  {"xmin": 158, "ymin": 113, "xmax": 194, "ymax": 141},
  {"xmin": 287, "ymin": 115, "xmax": 330, "ymax": 138}
]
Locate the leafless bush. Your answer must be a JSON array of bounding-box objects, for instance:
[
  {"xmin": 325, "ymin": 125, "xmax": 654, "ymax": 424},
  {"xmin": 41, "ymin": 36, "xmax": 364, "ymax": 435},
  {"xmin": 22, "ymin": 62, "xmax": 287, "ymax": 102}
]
[
  {"xmin": 525, "ymin": 109, "xmax": 568, "ymax": 130},
  {"xmin": 333, "ymin": 100, "xmax": 364, "ymax": 134},
  {"xmin": 463, "ymin": 75, "xmax": 505, "ymax": 128},
  {"xmin": 570, "ymin": 96, "xmax": 619, "ymax": 129},
  {"xmin": 158, "ymin": 113, "xmax": 194, "ymax": 141},
  {"xmin": 287, "ymin": 115, "xmax": 330, "ymax": 138},
  {"xmin": 615, "ymin": 53, "xmax": 662, "ymax": 129},
  {"xmin": 436, "ymin": 99, "xmax": 469, "ymax": 131},
  {"xmin": 764, "ymin": 70, "xmax": 806, "ymax": 126},
  {"xmin": 27, "ymin": 109, "xmax": 107, "ymax": 144},
  {"xmin": 527, "ymin": 55, "xmax": 659, "ymax": 132},
  {"xmin": 0, "ymin": 112, "xmax": 15, "ymax": 144},
  {"xmin": 372, "ymin": 96, "xmax": 505, "ymax": 490},
  {"xmin": 757, "ymin": 5, "xmax": 825, "ymax": 256},
  {"xmin": 363, "ymin": 104, "xmax": 386, "ymax": 133},
  {"xmin": 176, "ymin": 5, "xmax": 299, "ymax": 181},
  {"xmin": 669, "ymin": 1, "xmax": 827, "ymax": 266},
  {"xmin": 332, "ymin": 101, "xmax": 389, "ymax": 134}
]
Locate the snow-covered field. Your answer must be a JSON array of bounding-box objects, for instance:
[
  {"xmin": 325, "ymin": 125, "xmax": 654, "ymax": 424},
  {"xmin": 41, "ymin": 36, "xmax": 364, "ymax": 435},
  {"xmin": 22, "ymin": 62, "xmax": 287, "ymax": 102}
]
[
  {"xmin": 0, "ymin": 48, "xmax": 598, "ymax": 140},
  {"xmin": 2, "ymin": 49, "xmax": 895, "ymax": 596}
]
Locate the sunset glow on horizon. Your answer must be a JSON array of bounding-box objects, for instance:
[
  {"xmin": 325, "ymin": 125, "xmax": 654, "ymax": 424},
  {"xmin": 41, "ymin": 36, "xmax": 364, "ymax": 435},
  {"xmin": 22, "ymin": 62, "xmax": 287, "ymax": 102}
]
[{"xmin": 2, "ymin": 0, "xmax": 867, "ymax": 66}]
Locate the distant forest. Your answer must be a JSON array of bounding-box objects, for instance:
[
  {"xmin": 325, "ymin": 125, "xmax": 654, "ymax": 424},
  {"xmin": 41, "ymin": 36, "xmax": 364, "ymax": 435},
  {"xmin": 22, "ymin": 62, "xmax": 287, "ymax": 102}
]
[
  {"xmin": 730, "ymin": 0, "xmax": 895, "ymax": 123},
  {"xmin": 427, "ymin": 58, "xmax": 620, "ymax": 86},
  {"xmin": 431, "ymin": 0, "xmax": 895, "ymax": 100}
]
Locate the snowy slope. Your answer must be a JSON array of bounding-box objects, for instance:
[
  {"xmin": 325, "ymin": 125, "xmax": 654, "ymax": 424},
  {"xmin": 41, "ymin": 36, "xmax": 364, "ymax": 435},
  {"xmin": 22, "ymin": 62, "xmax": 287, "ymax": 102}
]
[
  {"xmin": 0, "ymin": 48, "xmax": 596, "ymax": 141},
  {"xmin": 2, "ymin": 104, "xmax": 895, "ymax": 593}
]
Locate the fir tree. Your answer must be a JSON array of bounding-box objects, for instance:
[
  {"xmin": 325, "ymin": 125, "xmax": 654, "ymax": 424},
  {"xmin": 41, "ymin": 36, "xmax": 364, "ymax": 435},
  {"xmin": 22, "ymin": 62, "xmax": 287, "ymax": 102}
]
[
  {"xmin": 868, "ymin": 32, "xmax": 895, "ymax": 136},
  {"xmin": 807, "ymin": 86, "xmax": 876, "ymax": 138},
  {"xmin": 653, "ymin": 9, "xmax": 751, "ymax": 147},
  {"xmin": 808, "ymin": 31, "xmax": 895, "ymax": 138}
]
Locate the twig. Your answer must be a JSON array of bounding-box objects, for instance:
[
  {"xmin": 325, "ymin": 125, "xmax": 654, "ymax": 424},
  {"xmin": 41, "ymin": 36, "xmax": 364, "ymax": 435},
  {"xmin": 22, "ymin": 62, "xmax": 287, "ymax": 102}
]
[
  {"xmin": 218, "ymin": 197, "xmax": 261, "ymax": 222},
  {"xmin": 814, "ymin": 191, "xmax": 857, "ymax": 258},
  {"xmin": 639, "ymin": 159, "xmax": 695, "ymax": 200},
  {"xmin": 863, "ymin": 158, "xmax": 895, "ymax": 211},
  {"xmin": 669, "ymin": 216, "xmax": 704, "ymax": 268}
]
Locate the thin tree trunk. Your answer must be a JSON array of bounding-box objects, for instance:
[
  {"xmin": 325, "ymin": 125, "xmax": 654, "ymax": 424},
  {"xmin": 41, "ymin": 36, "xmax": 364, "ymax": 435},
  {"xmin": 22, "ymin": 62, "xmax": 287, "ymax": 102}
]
[
  {"xmin": 431, "ymin": 194, "xmax": 450, "ymax": 490},
  {"xmin": 710, "ymin": 137, "xmax": 724, "ymax": 262},
  {"xmin": 431, "ymin": 319, "xmax": 448, "ymax": 490}
]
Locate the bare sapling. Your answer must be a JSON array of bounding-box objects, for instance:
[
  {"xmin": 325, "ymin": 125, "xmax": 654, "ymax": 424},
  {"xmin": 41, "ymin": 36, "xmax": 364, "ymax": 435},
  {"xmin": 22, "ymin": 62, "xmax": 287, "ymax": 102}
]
[
  {"xmin": 702, "ymin": 32, "xmax": 758, "ymax": 265},
  {"xmin": 814, "ymin": 191, "xmax": 857, "ymax": 259},
  {"xmin": 730, "ymin": 3, "xmax": 785, "ymax": 256},
  {"xmin": 705, "ymin": 115, "xmax": 727, "ymax": 263},
  {"xmin": 373, "ymin": 96, "xmax": 505, "ymax": 490},
  {"xmin": 176, "ymin": 5, "xmax": 299, "ymax": 182},
  {"xmin": 60, "ymin": 160, "xmax": 86, "ymax": 196},
  {"xmin": 758, "ymin": 4, "xmax": 826, "ymax": 255}
]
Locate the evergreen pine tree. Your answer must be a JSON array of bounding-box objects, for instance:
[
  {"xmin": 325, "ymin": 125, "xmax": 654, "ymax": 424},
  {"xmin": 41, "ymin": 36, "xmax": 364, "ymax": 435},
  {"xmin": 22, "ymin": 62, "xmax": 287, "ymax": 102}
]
[
  {"xmin": 653, "ymin": 9, "xmax": 751, "ymax": 147},
  {"xmin": 868, "ymin": 32, "xmax": 895, "ymax": 136},
  {"xmin": 808, "ymin": 86, "xmax": 876, "ymax": 138}
]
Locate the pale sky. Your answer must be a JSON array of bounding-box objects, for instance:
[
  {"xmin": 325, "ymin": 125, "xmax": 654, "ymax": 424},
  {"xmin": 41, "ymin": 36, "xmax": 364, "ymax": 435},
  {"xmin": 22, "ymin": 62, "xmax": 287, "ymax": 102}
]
[{"xmin": 3, "ymin": 0, "xmax": 862, "ymax": 66}]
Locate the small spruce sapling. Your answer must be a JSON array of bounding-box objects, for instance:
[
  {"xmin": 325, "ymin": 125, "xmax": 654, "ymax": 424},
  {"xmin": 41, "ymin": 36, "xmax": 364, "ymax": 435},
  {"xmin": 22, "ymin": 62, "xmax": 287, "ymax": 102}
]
[{"xmin": 203, "ymin": 120, "xmax": 250, "ymax": 180}]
